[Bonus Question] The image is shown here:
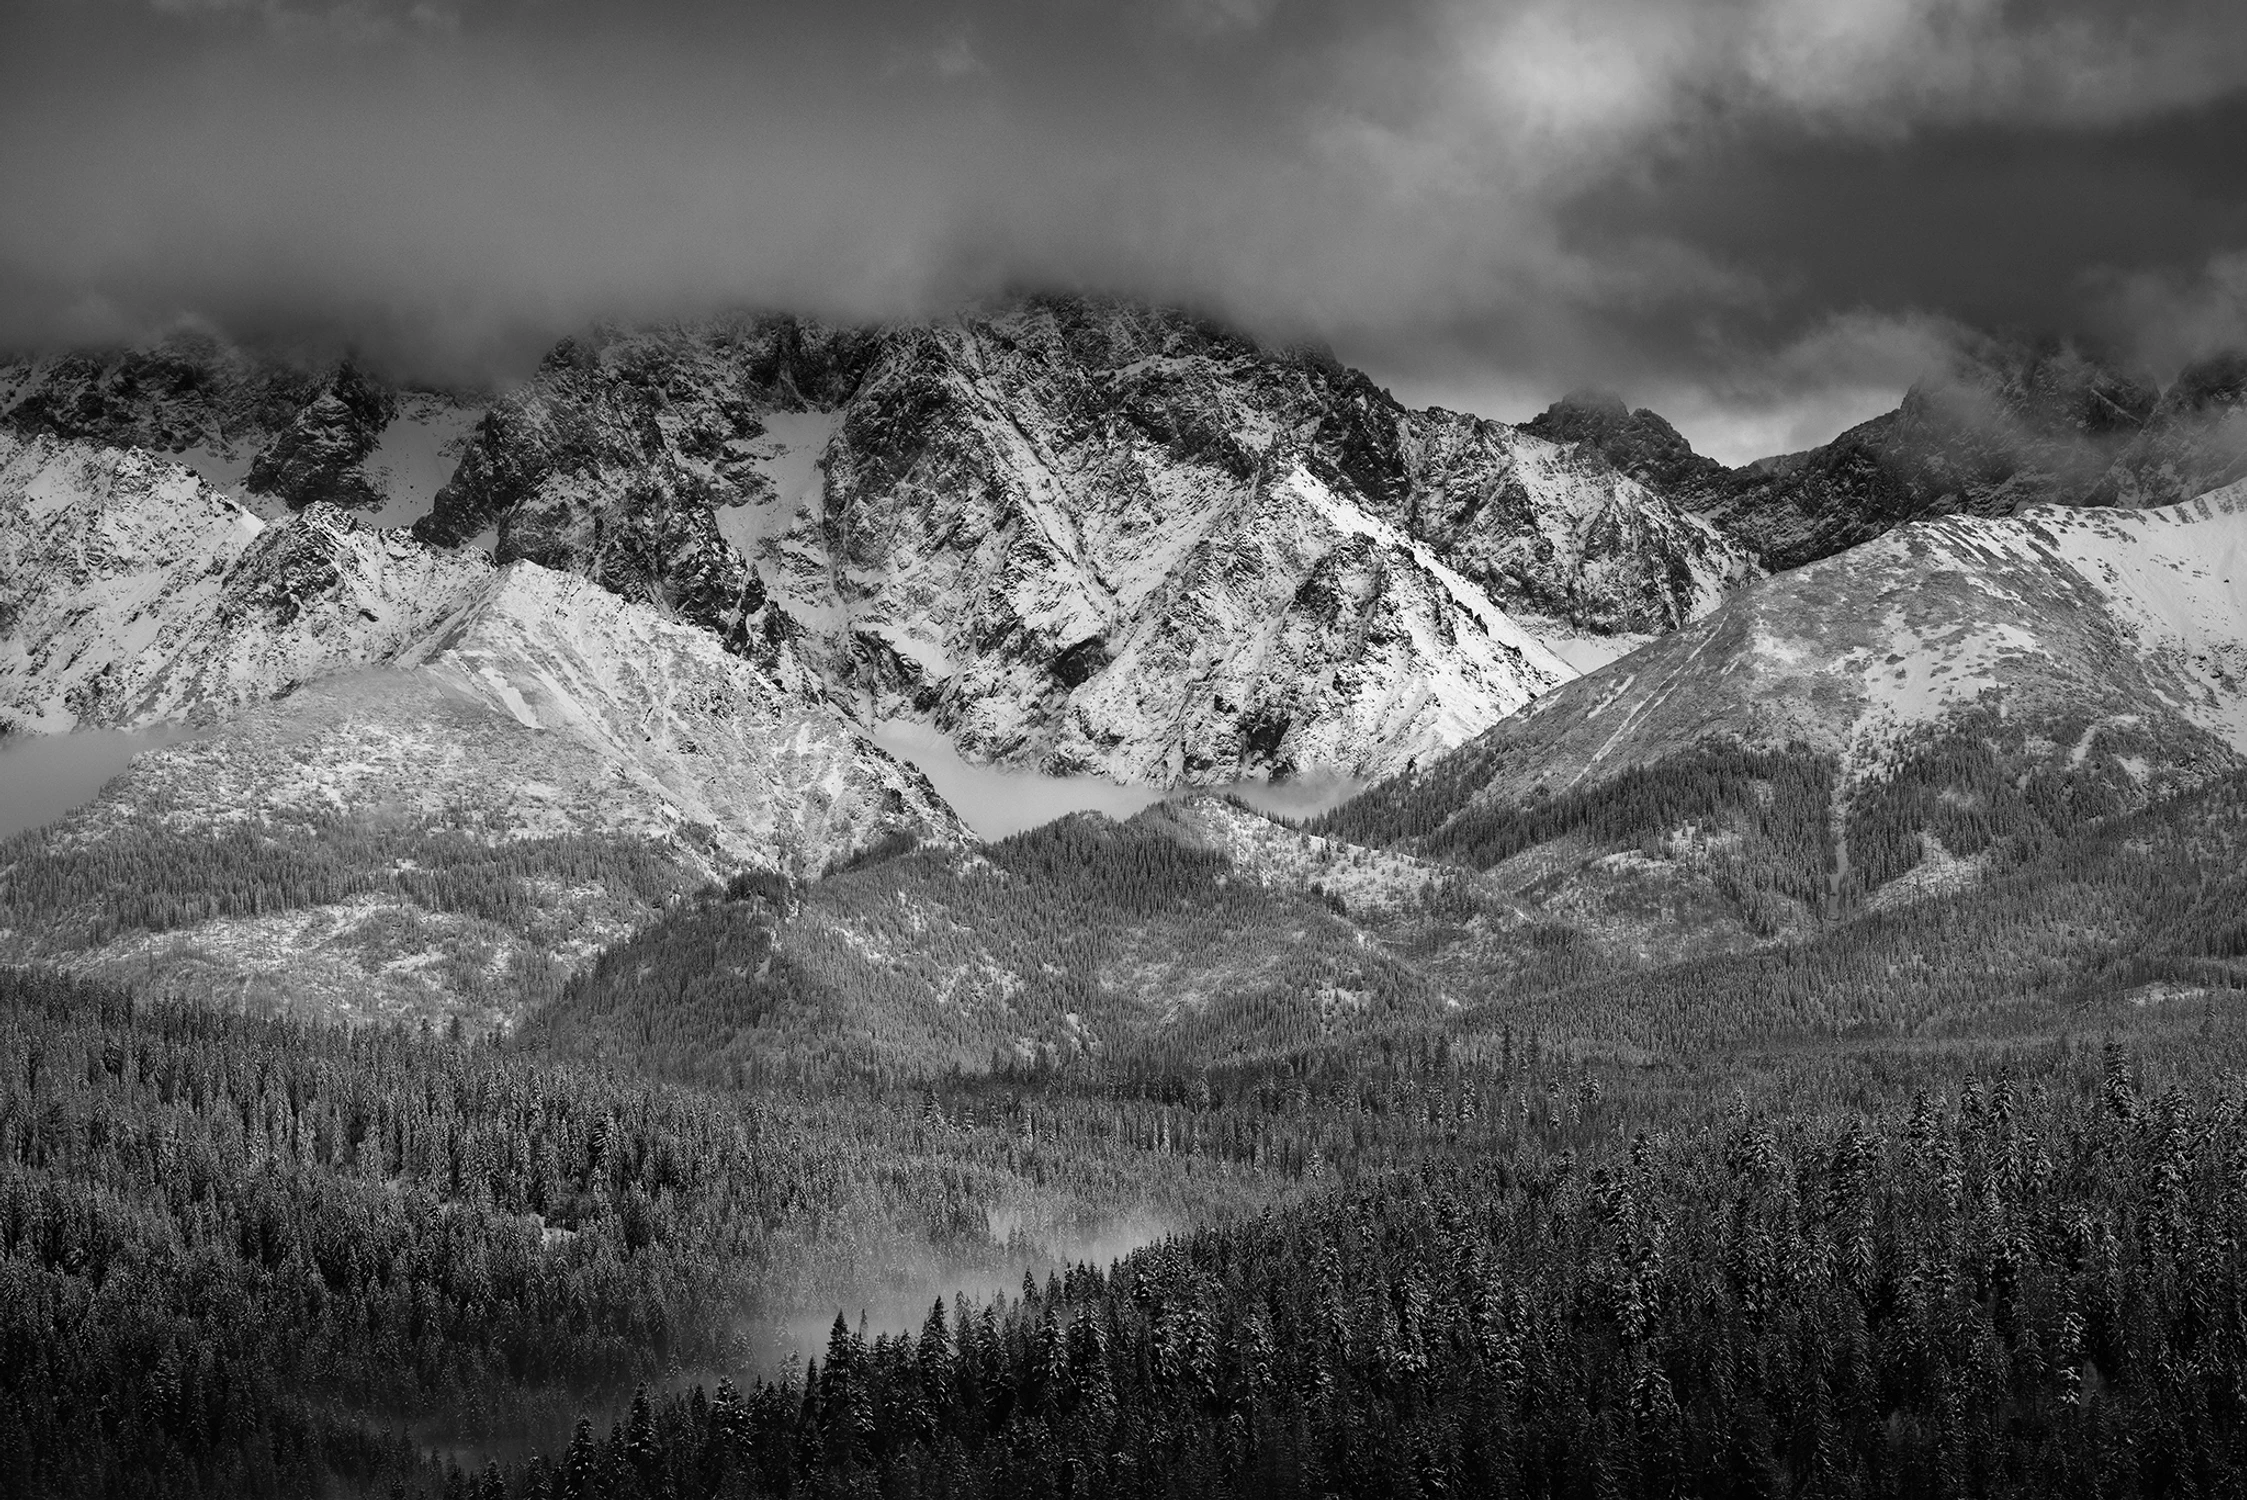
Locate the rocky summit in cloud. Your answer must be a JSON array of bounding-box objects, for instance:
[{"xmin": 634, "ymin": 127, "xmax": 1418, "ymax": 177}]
[{"xmin": 4, "ymin": 0, "xmax": 2246, "ymax": 455}]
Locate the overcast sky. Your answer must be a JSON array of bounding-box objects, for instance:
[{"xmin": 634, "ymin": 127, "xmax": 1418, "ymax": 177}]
[{"xmin": 4, "ymin": 0, "xmax": 2244, "ymax": 462}]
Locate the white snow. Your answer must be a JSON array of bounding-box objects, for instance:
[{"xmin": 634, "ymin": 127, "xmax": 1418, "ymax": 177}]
[
  {"xmin": 715, "ymin": 409, "xmax": 840, "ymax": 572},
  {"xmin": 358, "ymin": 393, "xmax": 482, "ymax": 529},
  {"xmin": 1290, "ymin": 465, "xmax": 1577, "ymax": 683}
]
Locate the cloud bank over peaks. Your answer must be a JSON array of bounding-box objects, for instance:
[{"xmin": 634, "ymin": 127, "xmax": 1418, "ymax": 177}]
[
  {"xmin": 1462, "ymin": 0, "xmax": 2247, "ymax": 158},
  {"xmin": 0, "ymin": 0, "xmax": 2239, "ymax": 458}
]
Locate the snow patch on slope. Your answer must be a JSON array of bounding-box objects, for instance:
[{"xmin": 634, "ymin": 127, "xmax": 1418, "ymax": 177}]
[
  {"xmin": 716, "ymin": 409, "xmax": 840, "ymax": 575},
  {"xmin": 357, "ymin": 393, "xmax": 482, "ymax": 530},
  {"xmin": 1292, "ymin": 465, "xmax": 1576, "ymax": 683}
]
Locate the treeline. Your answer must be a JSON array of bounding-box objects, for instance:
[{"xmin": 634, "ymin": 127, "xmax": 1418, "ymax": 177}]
[
  {"xmin": 1839, "ymin": 708, "xmax": 2168, "ymax": 896},
  {"xmin": 1459, "ymin": 764, "xmax": 2247, "ymax": 1055},
  {"xmin": 0, "ymin": 815, "xmax": 684, "ymax": 946},
  {"xmin": 1331, "ymin": 742, "xmax": 1836, "ymax": 908},
  {"xmin": 459, "ymin": 1048, "xmax": 2247, "ymax": 1498},
  {"xmin": 1318, "ymin": 722, "xmax": 2214, "ymax": 936},
  {"xmin": 527, "ymin": 762, "xmax": 2247, "ymax": 1092},
  {"xmin": 525, "ymin": 813, "xmax": 1444, "ymax": 1086}
]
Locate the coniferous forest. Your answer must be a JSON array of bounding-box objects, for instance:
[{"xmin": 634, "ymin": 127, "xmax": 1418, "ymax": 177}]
[{"xmin": 9, "ymin": 745, "xmax": 2247, "ymax": 1497}]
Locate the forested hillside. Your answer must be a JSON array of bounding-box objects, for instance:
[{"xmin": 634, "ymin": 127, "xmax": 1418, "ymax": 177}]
[
  {"xmin": 465, "ymin": 1047, "xmax": 2247, "ymax": 1499},
  {"xmin": 523, "ymin": 813, "xmax": 1450, "ymax": 1084},
  {"xmin": 12, "ymin": 731, "xmax": 2247, "ymax": 1496},
  {"xmin": 23, "ymin": 941, "xmax": 2243, "ymax": 1498}
]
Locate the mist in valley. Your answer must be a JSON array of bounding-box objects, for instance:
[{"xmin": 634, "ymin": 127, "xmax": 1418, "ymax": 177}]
[{"xmin": 0, "ymin": 725, "xmax": 200, "ymax": 839}]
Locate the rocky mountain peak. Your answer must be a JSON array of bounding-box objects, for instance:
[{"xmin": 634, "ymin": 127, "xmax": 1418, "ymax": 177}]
[
  {"xmin": 0, "ymin": 332, "xmax": 482, "ymax": 524},
  {"xmin": 1695, "ymin": 332, "xmax": 2209, "ymax": 572},
  {"xmin": 0, "ymin": 328, "xmax": 318, "ymax": 464},
  {"xmin": 2096, "ymin": 350, "xmax": 2247, "ymax": 508},
  {"xmin": 1900, "ymin": 333, "xmax": 2157, "ymax": 447},
  {"xmin": 2167, "ymin": 350, "xmax": 2247, "ymax": 414},
  {"xmin": 1521, "ymin": 387, "xmax": 1730, "ymax": 506},
  {"xmin": 242, "ymin": 357, "xmax": 402, "ymax": 511},
  {"xmin": 411, "ymin": 295, "xmax": 1755, "ymax": 785}
]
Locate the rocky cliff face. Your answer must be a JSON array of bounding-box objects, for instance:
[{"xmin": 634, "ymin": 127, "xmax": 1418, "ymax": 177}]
[
  {"xmin": 0, "ymin": 430, "xmax": 489, "ymax": 734},
  {"xmin": 2097, "ymin": 352, "xmax": 2247, "ymax": 509},
  {"xmin": 1698, "ymin": 336, "xmax": 2162, "ymax": 571},
  {"xmin": 0, "ymin": 329, "xmax": 317, "ymax": 465},
  {"xmin": 1521, "ymin": 389, "xmax": 1733, "ymax": 510},
  {"xmin": 0, "ymin": 332, "xmax": 479, "ymax": 522},
  {"xmin": 419, "ymin": 296, "xmax": 1756, "ymax": 783},
  {"xmin": 242, "ymin": 358, "xmax": 402, "ymax": 511}
]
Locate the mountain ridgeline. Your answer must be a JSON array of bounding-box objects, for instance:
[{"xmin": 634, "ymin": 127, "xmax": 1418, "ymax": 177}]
[
  {"xmin": 9, "ymin": 297, "xmax": 2247, "ymax": 1497},
  {"xmin": 405, "ymin": 298, "xmax": 1755, "ymax": 784},
  {"xmin": 1534, "ymin": 333, "xmax": 2247, "ymax": 571}
]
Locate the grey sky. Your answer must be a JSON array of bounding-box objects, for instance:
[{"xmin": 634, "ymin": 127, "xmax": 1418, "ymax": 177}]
[{"xmin": 4, "ymin": 0, "xmax": 2244, "ymax": 462}]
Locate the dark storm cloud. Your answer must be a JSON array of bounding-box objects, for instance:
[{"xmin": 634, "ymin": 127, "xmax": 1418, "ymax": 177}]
[{"xmin": 3, "ymin": 0, "xmax": 2244, "ymax": 459}]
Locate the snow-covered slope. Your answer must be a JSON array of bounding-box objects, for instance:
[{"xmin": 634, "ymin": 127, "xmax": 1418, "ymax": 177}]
[
  {"xmin": 0, "ymin": 430, "xmax": 490, "ymax": 733},
  {"xmin": 1378, "ymin": 483, "xmax": 2247, "ymax": 802},
  {"xmin": 392, "ymin": 561, "xmax": 965, "ymax": 873},
  {"xmin": 1326, "ymin": 483, "xmax": 2247, "ymax": 923},
  {"xmin": 419, "ymin": 296, "xmax": 1757, "ymax": 784},
  {"xmin": 0, "ymin": 427, "xmax": 972, "ymax": 1021}
]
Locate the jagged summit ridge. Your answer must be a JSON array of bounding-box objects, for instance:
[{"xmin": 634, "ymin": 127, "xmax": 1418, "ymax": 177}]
[
  {"xmin": 0, "ymin": 428, "xmax": 964, "ymax": 879},
  {"xmin": 1525, "ymin": 334, "xmax": 2247, "ymax": 575},
  {"xmin": 0, "ymin": 430, "xmax": 490, "ymax": 734},
  {"xmin": 1521, "ymin": 388, "xmax": 1732, "ymax": 509},
  {"xmin": 416, "ymin": 295, "xmax": 1756, "ymax": 783},
  {"xmin": 0, "ymin": 331, "xmax": 482, "ymax": 524}
]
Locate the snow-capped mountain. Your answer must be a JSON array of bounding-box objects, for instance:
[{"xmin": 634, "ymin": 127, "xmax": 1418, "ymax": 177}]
[
  {"xmin": 1514, "ymin": 482, "xmax": 2247, "ymax": 787},
  {"xmin": 1, "ymin": 569, "xmax": 967, "ymax": 1026},
  {"xmin": 0, "ymin": 427, "xmax": 965, "ymax": 1022},
  {"xmin": 0, "ymin": 429, "xmax": 962, "ymax": 870},
  {"xmin": 418, "ymin": 296, "xmax": 1757, "ymax": 784},
  {"xmin": 1325, "ymin": 482, "xmax": 2247, "ymax": 931},
  {"xmin": 1527, "ymin": 335, "xmax": 2247, "ymax": 576}
]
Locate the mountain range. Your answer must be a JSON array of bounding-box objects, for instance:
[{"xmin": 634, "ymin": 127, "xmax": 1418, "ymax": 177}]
[{"xmin": 4, "ymin": 294, "xmax": 2246, "ymax": 1031}]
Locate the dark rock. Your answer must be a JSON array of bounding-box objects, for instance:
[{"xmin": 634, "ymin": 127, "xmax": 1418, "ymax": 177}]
[
  {"xmin": 1523, "ymin": 388, "xmax": 1731, "ymax": 506},
  {"xmin": 1, "ymin": 331, "xmax": 318, "ymax": 457},
  {"xmin": 2095, "ymin": 350, "xmax": 2247, "ymax": 507},
  {"xmin": 1697, "ymin": 334, "xmax": 2164, "ymax": 571},
  {"xmin": 244, "ymin": 358, "xmax": 400, "ymax": 510}
]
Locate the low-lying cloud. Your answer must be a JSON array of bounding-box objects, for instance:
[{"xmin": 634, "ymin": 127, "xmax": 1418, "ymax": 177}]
[{"xmin": 2, "ymin": 0, "xmax": 2241, "ymax": 457}]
